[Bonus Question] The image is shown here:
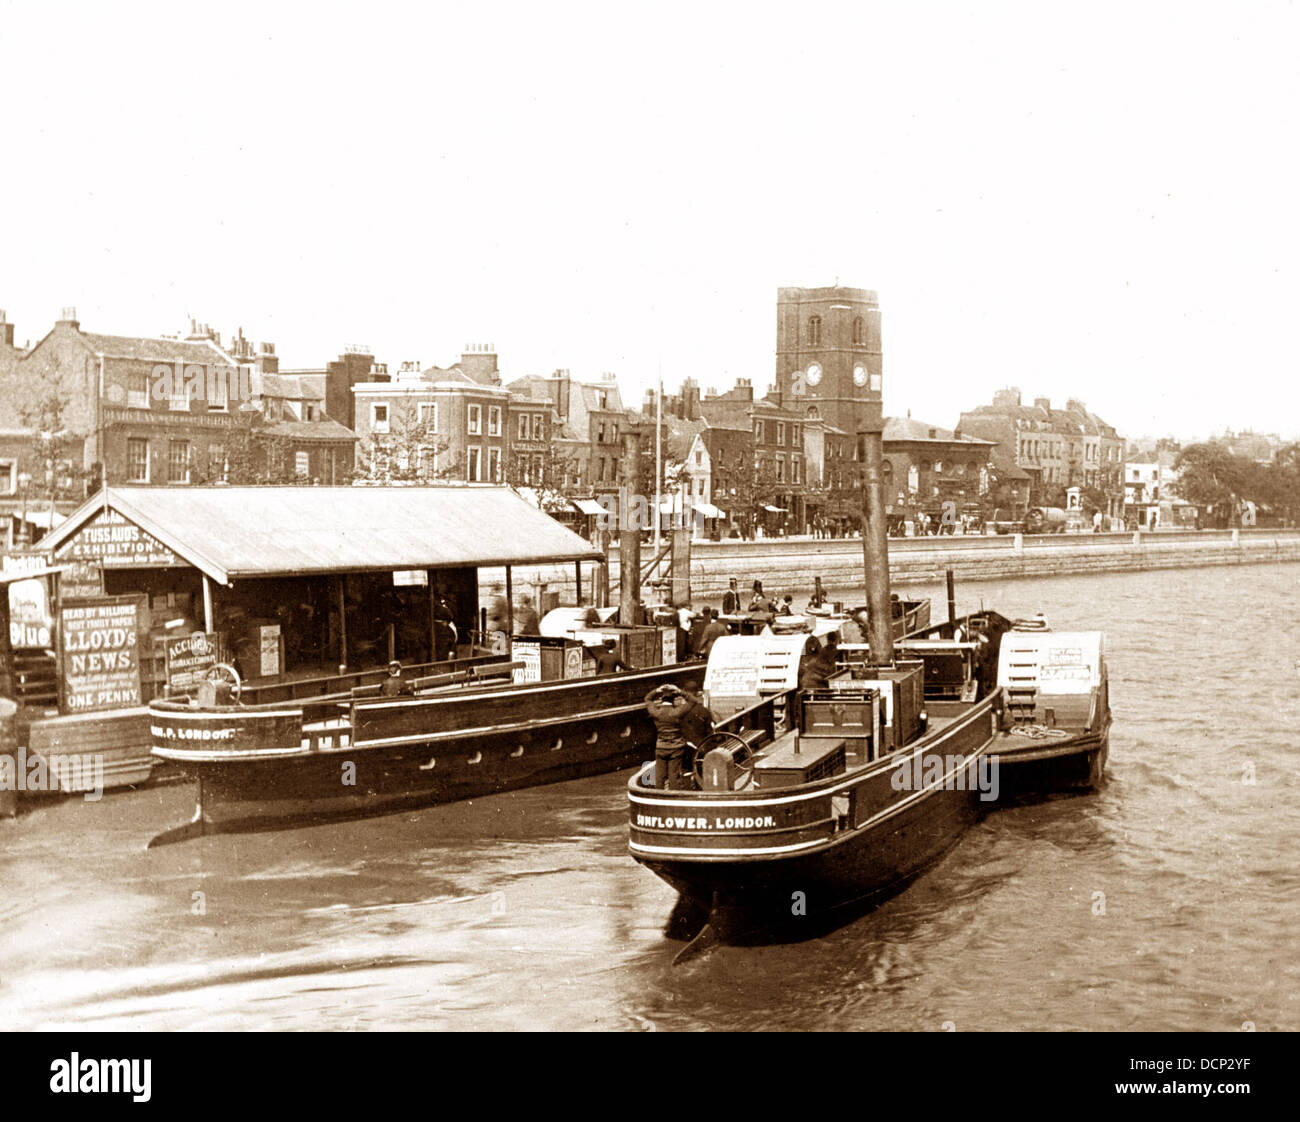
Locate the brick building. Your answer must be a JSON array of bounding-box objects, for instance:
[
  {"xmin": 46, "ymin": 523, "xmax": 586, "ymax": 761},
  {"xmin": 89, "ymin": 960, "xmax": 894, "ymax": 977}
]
[
  {"xmin": 772, "ymin": 285, "xmax": 884, "ymax": 437},
  {"xmin": 352, "ymin": 347, "xmax": 513, "ymax": 483},
  {"xmin": 958, "ymin": 388, "xmax": 1125, "ymax": 518},
  {"xmin": 881, "ymin": 416, "xmax": 996, "ymax": 526}
]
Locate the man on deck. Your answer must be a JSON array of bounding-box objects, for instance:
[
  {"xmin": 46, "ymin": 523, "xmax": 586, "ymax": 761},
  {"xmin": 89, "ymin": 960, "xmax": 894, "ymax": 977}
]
[
  {"xmin": 721, "ymin": 578, "xmax": 740, "ymax": 616},
  {"xmin": 645, "ymin": 683, "xmax": 713, "ymax": 790},
  {"xmin": 595, "ymin": 639, "xmax": 629, "ymax": 674}
]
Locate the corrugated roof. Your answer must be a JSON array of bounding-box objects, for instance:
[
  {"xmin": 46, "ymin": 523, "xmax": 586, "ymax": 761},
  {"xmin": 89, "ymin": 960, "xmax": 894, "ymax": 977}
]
[{"xmin": 43, "ymin": 486, "xmax": 602, "ymax": 583}]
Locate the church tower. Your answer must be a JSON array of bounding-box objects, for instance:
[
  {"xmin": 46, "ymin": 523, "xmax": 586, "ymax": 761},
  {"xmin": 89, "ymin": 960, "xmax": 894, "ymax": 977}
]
[{"xmin": 774, "ymin": 286, "xmax": 883, "ymax": 434}]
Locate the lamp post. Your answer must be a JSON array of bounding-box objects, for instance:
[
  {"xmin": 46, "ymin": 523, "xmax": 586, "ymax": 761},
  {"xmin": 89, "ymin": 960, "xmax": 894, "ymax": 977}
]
[{"xmin": 15, "ymin": 471, "xmax": 32, "ymax": 547}]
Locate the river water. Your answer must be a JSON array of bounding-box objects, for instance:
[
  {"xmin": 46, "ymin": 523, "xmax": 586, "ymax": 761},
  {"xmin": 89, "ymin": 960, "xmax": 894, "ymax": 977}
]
[{"xmin": 2, "ymin": 563, "xmax": 1297, "ymax": 1031}]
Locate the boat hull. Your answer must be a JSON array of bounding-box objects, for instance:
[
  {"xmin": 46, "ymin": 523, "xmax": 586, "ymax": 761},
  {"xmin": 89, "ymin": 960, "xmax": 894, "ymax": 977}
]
[
  {"xmin": 629, "ymin": 692, "xmax": 1001, "ymax": 937},
  {"xmin": 988, "ymin": 722, "xmax": 1110, "ymax": 797},
  {"xmin": 149, "ymin": 662, "xmax": 706, "ymax": 839}
]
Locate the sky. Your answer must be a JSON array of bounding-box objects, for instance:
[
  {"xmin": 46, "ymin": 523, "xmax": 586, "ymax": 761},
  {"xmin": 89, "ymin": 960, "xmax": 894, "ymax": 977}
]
[{"xmin": 1, "ymin": 0, "xmax": 1297, "ymax": 443}]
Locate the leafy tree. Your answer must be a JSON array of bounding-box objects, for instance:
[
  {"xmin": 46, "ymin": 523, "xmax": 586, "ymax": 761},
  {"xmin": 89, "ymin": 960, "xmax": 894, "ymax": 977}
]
[
  {"xmin": 357, "ymin": 399, "xmax": 455, "ymax": 483},
  {"xmin": 19, "ymin": 389, "xmax": 92, "ymax": 510},
  {"xmin": 1173, "ymin": 442, "xmax": 1255, "ymax": 525}
]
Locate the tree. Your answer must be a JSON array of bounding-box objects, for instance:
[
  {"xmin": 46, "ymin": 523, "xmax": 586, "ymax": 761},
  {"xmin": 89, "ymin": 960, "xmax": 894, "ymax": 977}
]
[
  {"xmin": 357, "ymin": 399, "xmax": 454, "ymax": 483},
  {"xmin": 19, "ymin": 389, "xmax": 92, "ymax": 510},
  {"xmin": 1173, "ymin": 442, "xmax": 1255, "ymax": 526}
]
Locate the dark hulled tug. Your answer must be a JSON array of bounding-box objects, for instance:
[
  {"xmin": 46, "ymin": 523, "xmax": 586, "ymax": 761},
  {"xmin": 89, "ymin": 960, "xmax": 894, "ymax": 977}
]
[{"xmin": 628, "ymin": 378, "xmax": 1110, "ymax": 958}]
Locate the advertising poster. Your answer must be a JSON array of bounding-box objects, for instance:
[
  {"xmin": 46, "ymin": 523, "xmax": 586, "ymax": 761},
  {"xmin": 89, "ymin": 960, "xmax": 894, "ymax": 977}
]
[{"xmin": 59, "ymin": 595, "xmax": 144, "ymax": 713}]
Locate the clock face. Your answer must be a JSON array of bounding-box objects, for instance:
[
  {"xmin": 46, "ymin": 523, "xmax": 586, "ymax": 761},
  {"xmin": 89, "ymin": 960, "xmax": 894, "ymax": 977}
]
[
  {"xmin": 853, "ymin": 364, "xmax": 868, "ymax": 387},
  {"xmin": 806, "ymin": 362, "xmax": 823, "ymax": 386}
]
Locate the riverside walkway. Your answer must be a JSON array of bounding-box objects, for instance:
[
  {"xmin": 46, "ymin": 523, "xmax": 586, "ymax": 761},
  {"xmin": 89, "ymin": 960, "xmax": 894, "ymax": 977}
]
[{"xmin": 500, "ymin": 527, "xmax": 1300, "ymax": 601}]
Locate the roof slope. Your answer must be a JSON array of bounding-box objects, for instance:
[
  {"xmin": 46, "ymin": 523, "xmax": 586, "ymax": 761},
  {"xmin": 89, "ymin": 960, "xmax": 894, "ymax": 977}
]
[{"xmin": 43, "ymin": 486, "xmax": 601, "ymax": 582}]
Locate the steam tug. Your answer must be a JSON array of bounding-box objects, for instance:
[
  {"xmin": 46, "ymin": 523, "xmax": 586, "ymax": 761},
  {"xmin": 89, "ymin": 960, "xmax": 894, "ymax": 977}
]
[{"xmin": 628, "ymin": 370, "xmax": 1110, "ymax": 957}]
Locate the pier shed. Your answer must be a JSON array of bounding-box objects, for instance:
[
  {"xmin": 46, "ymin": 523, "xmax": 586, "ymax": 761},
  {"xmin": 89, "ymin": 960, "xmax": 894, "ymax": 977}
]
[{"xmin": 26, "ymin": 485, "xmax": 603, "ymax": 791}]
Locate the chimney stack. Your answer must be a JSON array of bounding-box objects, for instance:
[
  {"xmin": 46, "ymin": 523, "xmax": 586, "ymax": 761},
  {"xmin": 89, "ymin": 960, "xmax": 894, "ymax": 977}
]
[
  {"xmin": 0, "ymin": 309, "xmax": 12, "ymax": 348},
  {"xmin": 57, "ymin": 306, "xmax": 79, "ymax": 329},
  {"xmin": 460, "ymin": 342, "xmax": 500, "ymax": 386},
  {"xmin": 1034, "ymin": 396, "xmax": 1051, "ymax": 412}
]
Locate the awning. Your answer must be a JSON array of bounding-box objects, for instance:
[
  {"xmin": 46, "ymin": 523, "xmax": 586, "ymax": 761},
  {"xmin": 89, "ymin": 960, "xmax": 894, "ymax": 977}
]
[
  {"xmin": 693, "ymin": 502, "xmax": 725, "ymax": 519},
  {"xmin": 763, "ymin": 505, "xmax": 788, "ymax": 513},
  {"xmin": 40, "ymin": 486, "xmax": 603, "ymax": 584},
  {"xmin": 571, "ymin": 498, "xmax": 607, "ymax": 516}
]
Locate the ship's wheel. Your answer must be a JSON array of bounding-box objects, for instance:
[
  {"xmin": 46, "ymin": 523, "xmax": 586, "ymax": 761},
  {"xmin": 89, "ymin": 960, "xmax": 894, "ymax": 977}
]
[
  {"xmin": 206, "ymin": 662, "xmax": 243, "ymax": 704},
  {"xmin": 691, "ymin": 731, "xmax": 758, "ymax": 790}
]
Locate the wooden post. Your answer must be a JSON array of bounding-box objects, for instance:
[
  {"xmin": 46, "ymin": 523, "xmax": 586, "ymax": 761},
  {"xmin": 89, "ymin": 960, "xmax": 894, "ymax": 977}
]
[
  {"xmin": 201, "ymin": 573, "xmax": 214, "ymax": 634},
  {"xmin": 427, "ymin": 571, "xmax": 437, "ymax": 663},
  {"xmin": 336, "ymin": 574, "xmax": 348, "ymax": 671},
  {"xmin": 574, "ymin": 560, "xmax": 581, "ymax": 605},
  {"xmin": 620, "ymin": 430, "xmax": 642, "ymax": 625},
  {"xmin": 860, "ymin": 428, "xmax": 894, "ymax": 667},
  {"xmin": 505, "ymin": 565, "xmax": 515, "ymax": 638},
  {"xmin": 946, "ymin": 569, "xmax": 957, "ymax": 629},
  {"xmin": 596, "ymin": 530, "xmax": 611, "ymax": 609}
]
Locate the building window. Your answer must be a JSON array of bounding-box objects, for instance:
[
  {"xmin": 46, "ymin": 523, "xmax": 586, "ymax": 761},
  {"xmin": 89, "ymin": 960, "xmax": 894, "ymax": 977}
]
[
  {"xmin": 128, "ymin": 371, "xmax": 150, "ymax": 409},
  {"xmin": 776, "ymin": 422, "xmax": 786, "ymax": 446},
  {"xmin": 517, "ymin": 413, "xmax": 530, "ymax": 440},
  {"xmin": 127, "ymin": 438, "xmax": 150, "ymax": 483},
  {"xmin": 488, "ymin": 406, "xmax": 501, "ymax": 436},
  {"xmin": 807, "ymin": 316, "xmax": 822, "ymax": 346},
  {"xmin": 208, "ymin": 444, "xmax": 227, "ymax": 483},
  {"xmin": 169, "ymin": 378, "xmax": 189, "ymax": 412},
  {"xmin": 488, "ymin": 447, "xmax": 501, "ymax": 482},
  {"xmin": 695, "ymin": 450, "xmax": 703, "ymax": 466},
  {"xmin": 853, "ymin": 316, "xmax": 865, "ymax": 345},
  {"xmin": 468, "ymin": 404, "xmax": 482, "ymax": 435},
  {"xmin": 0, "ymin": 459, "xmax": 15, "ymax": 494},
  {"xmin": 467, "ymin": 446, "xmax": 481, "ymax": 482},
  {"xmin": 371, "ymin": 403, "xmax": 390, "ymax": 434},
  {"xmin": 295, "ymin": 451, "xmax": 310, "ymax": 478},
  {"xmin": 776, "ymin": 454, "xmax": 786, "ymax": 483},
  {"xmin": 532, "ymin": 414, "xmax": 544, "ymax": 440},
  {"xmin": 791, "ymin": 454, "xmax": 802, "ymax": 484},
  {"xmin": 791, "ymin": 424, "xmax": 800, "ymax": 445},
  {"xmin": 167, "ymin": 440, "xmax": 191, "ymax": 484},
  {"xmin": 419, "ymin": 402, "xmax": 438, "ymax": 430},
  {"xmin": 754, "ymin": 420, "xmax": 764, "ymax": 441}
]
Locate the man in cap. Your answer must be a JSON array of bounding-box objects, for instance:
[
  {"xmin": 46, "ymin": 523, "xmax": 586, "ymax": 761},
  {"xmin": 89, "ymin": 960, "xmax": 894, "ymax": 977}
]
[
  {"xmin": 380, "ymin": 660, "xmax": 411, "ymax": 696},
  {"xmin": 644, "ymin": 683, "xmax": 713, "ymax": 790}
]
